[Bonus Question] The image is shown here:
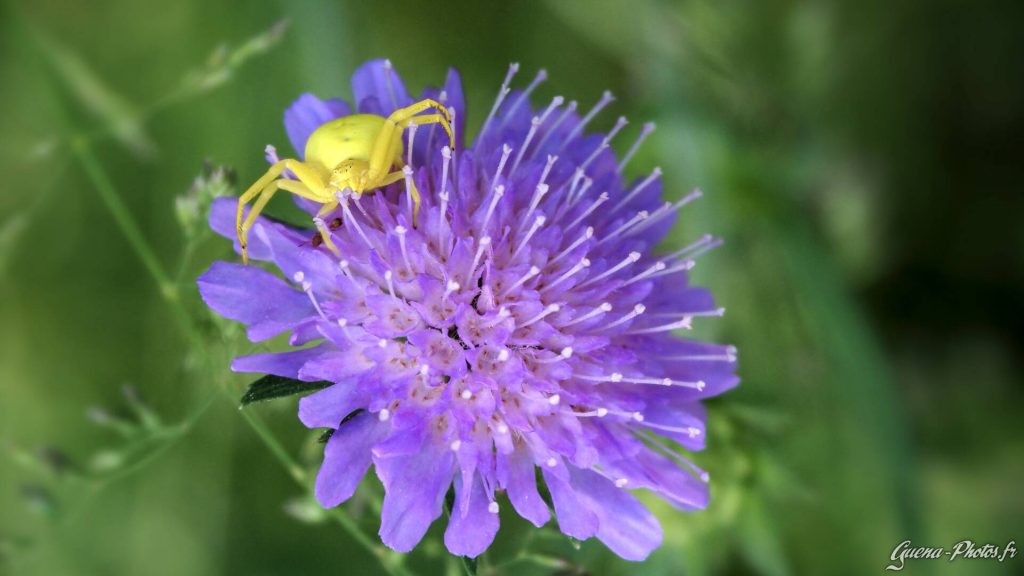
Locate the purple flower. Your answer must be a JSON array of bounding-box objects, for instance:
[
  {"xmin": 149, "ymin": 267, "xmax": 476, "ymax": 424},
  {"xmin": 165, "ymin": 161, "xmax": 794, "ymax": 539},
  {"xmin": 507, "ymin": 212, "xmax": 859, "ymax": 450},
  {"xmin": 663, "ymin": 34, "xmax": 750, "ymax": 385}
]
[{"xmin": 198, "ymin": 60, "xmax": 738, "ymax": 561}]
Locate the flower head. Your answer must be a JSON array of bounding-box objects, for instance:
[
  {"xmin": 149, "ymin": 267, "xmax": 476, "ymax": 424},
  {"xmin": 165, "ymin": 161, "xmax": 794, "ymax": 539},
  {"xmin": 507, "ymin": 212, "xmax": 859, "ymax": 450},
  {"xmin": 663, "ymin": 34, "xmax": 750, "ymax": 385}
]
[{"xmin": 198, "ymin": 60, "xmax": 738, "ymax": 560}]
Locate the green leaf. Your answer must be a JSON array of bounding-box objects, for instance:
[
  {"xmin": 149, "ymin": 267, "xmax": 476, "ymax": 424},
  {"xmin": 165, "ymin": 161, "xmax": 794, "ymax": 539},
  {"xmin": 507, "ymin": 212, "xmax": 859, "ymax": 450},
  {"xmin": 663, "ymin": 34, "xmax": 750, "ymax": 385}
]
[{"xmin": 239, "ymin": 375, "xmax": 331, "ymax": 407}]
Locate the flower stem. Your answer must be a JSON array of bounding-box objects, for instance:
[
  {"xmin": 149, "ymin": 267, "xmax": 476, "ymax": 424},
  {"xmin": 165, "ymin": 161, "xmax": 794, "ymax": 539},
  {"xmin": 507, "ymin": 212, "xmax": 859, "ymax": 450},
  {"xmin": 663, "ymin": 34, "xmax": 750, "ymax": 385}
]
[
  {"xmin": 71, "ymin": 137, "xmax": 201, "ymax": 347},
  {"xmin": 72, "ymin": 137, "xmax": 176, "ymax": 301}
]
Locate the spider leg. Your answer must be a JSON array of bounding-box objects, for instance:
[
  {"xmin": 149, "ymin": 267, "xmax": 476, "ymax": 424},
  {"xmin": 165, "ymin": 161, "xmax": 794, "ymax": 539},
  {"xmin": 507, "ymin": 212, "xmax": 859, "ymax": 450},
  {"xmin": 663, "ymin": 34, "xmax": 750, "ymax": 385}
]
[
  {"xmin": 313, "ymin": 201, "xmax": 342, "ymax": 255},
  {"xmin": 237, "ymin": 159, "xmax": 329, "ymax": 263},
  {"xmin": 239, "ymin": 179, "xmax": 330, "ymax": 263},
  {"xmin": 366, "ymin": 99, "xmax": 454, "ymax": 183},
  {"xmin": 378, "ymin": 166, "xmax": 420, "ymax": 225}
]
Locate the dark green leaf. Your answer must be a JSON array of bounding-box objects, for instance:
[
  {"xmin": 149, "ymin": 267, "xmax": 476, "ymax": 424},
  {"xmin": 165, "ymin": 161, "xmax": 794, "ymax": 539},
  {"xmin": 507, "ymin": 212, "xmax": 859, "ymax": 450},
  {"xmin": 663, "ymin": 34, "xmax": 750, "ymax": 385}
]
[{"xmin": 239, "ymin": 375, "xmax": 330, "ymax": 407}]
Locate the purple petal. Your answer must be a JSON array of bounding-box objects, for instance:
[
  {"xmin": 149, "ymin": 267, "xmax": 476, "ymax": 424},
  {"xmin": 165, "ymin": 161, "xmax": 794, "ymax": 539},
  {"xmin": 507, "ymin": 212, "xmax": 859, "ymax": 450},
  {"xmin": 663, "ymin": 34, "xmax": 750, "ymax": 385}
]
[
  {"xmin": 636, "ymin": 449, "xmax": 709, "ymax": 511},
  {"xmin": 497, "ymin": 444, "xmax": 550, "ymax": 527},
  {"xmin": 352, "ymin": 59, "xmax": 411, "ymax": 115},
  {"xmin": 375, "ymin": 434, "xmax": 454, "ymax": 552},
  {"xmin": 284, "ymin": 93, "xmax": 350, "ymax": 157},
  {"xmin": 570, "ymin": 468, "xmax": 663, "ymax": 561},
  {"xmin": 231, "ymin": 345, "xmax": 328, "ymax": 377},
  {"xmin": 542, "ymin": 468, "xmax": 598, "ymax": 540},
  {"xmin": 443, "ymin": 68, "xmax": 466, "ymax": 149},
  {"xmin": 298, "ymin": 381, "xmax": 365, "ymax": 429},
  {"xmin": 208, "ymin": 198, "xmax": 340, "ymax": 292},
  {"xmin": 197, "ymin": 261, "xmax": 313, "ymax": 342},
  {"xmin": 444, "ymin": 474, "xmax": 499, "ymax": 558},
  {"xmin": 315, "ymin": 411, "xmax": 388, "ymax": 507},
  {"xmin": 297, "ymin": 346, "xmax": 376, "ymax": 382}
]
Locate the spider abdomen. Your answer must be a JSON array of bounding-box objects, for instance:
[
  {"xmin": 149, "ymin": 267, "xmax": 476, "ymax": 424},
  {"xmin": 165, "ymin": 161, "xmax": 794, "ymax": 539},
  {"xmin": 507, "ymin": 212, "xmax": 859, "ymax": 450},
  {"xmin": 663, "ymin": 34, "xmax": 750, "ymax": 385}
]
[{"xmin": 304, "ymin": 114, "xmax": 402, "ymax": 173}]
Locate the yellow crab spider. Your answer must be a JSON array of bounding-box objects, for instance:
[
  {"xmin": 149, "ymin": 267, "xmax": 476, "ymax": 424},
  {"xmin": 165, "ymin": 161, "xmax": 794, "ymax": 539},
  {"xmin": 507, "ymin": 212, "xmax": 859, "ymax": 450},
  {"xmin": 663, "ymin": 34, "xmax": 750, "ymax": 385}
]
[{"xmin": 236, "ymin": 98, "xmax": 455, "ymax": 264}]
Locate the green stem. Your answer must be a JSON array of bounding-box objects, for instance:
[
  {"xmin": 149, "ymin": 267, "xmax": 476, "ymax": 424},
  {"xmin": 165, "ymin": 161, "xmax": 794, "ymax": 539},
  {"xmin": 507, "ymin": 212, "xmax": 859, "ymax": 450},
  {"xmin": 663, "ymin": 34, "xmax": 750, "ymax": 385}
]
[
  {"xmin": 72, "ymin": 137, "xmax": 202, "ymax": 348},
  {"xmin": 72, "ymin": 137, "xmax": 175, "ymax": 300}
]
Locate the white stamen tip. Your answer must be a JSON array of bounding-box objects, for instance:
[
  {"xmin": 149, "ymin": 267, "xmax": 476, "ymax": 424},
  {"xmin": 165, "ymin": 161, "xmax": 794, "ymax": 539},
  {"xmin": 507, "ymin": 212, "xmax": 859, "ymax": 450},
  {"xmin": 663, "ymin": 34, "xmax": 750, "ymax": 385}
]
[
  {"xmin": 339, "ymin": 260, "xmax": 350, "ymax": 270},
  {"xmin": 615, "ymin": 478, "xmax": 629, "ymax": 488},
  {"xmin": 701, "ymin": 472, "xmax": 710, "ymax": 483},
  {"xmin": 480, "ymin": 236, "xmax": 492, "ymax": 246},
  {"xmin": 450, "ymin": 440, "xmax": 462, "ymax": 451},
  {"xmin": 633, "ymin": 412, "xmax": 645, "ymax": 422},
  {"xmin": 585, "ymin": 226, "xmax": 595, "ymax": 238},
  {"xmin": 378, "ymin": 339, "xmax": 388, "ymax": 348},
  {"xmin": 402, "ymin": 165, "xmax": 413, "ymax": 176},
  {"xmin": 447, "ymin": 280, "xmax": 460, "ymax": 291},
  {"xmin": 488, "ymin": 501, "xmax": 500, "ymax": 514},
  {"xmin": 301, "ymin": 281, "xmax": 312, "ymax": 291},
  {"xmin": 560, "ymin": 347, "xmax": 573, "ymax": 359},
  {"xmin": 634, "ymin": 304, "xmax": 647, "ymax": 314},
  {"xmin": 336, "ymin": 318, "xmax": 348, "ymax": 327},
  {"xmin": 384, "ymin": 270, "xmax": 393, "ymax": 281},
  {"xmin": 378, "ymin": 409, "xmax": 390, "ymax": 421},
  {"xmin": 293, "ymin": 271, "xmax": 305, "ymax": 283},
  {"xmin": 610, "ymin": 373, "xmax": 623, "ymax": 382},
  {"xmin": 662, "ymin": 378, "xmax": 673, "ymax": 386},
  {"xmin": 497, "ymin": 423, "xmax": 509, "ymax": 434},
  {"xmin": 460, "ymin": 390, "xmax": 472, "ymax": 400},
  {"xmin": 629, "ymin": 251, "xmax": 642, "ymax": 262},
  {"xmin": 497, "ymin": 349, "xmax": 511, "ymax": 362},
  {"xmin": 546, "ymin": 457, "xmax": 558, "ymax": 468},
  {"xmin": 696, "ymin": 381, "xmax": 706, "ymax": 391},
  {"xmin": 600, "ymin": 302, "xmax": 613, "ymax": 312},
  {"xmin": 419, "ymin": 365, "xmax": 430, "ymax": 376},
  {"xmin": 548, "ymin": 394, "xmax": 561, "ymax": 406},
  {"xmin": 547, "ymin": 304, "xmax": 561, "ymax": 313},
  {"xmin": 596, "ymin": 408, "xmax": 609, "ymax": 417},
  {"xmin": 395, "ymin": 225, "xmax": 407, "ymax": 235},
  {"xmin": 529, "ymin": 265, "xmax": 541, "ymax": 275},
  {"xmin": 442, "ymin": 146, "xmax": 452, "ymax": 159}
]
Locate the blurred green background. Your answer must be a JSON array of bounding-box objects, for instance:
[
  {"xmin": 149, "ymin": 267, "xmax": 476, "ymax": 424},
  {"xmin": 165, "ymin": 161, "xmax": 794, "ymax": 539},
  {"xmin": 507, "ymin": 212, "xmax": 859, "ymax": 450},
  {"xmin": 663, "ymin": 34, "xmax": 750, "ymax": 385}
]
[{"xmin": 1, "ymin": 0, "xmax": 1022, "ymax": 574}]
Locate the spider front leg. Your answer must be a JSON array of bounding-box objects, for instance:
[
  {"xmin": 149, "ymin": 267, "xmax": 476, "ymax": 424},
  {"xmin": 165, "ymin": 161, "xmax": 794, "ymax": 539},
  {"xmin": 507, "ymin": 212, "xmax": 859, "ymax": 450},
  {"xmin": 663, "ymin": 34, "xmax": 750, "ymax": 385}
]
[
  {"xmin": 237, "ymin": 159, "xmax": 329, "ymax": 263},
  {"xmin": 366, "ymin": 99, "xmax": 455, "ymax": 183},
  {"xmin": 312, "ymin": 201, "xmax": 342, "ymax": 256},
  {"xmin": 376, "ymin": 167, "xmax": 421, "ymax": 225}
]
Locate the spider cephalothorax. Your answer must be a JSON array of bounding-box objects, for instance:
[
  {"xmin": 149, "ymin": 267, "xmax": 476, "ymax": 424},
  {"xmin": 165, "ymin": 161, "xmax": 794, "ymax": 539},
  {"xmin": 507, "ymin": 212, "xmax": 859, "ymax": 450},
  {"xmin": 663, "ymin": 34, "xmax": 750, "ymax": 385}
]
[{"xmin": 236, "ymin": 99, "xmax": 454, "ymax": 263}]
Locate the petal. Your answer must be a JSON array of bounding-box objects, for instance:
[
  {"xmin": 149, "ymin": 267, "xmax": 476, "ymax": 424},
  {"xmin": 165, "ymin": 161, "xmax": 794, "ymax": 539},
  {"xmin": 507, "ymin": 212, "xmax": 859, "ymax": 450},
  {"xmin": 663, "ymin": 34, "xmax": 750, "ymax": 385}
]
[
  {"xmin": 375, "ymin": 435, "xmax": 454, "ymax": 552},
  {"xmin": 352, "ymin": 59, "xmax": 411, "ymax": 115},
  {"xmin": 298, "ymin": 380, "xmax": 365, "ymax": 429},
  {"xmin": 208, "ymin": 198, "xmax": 340, "ymax": 292},
  {"xmin": 284, "ymin": 93, "xmax": 350, "ymax": 157},
  {"xmin": 497, "ymin": 444, "xmax": 550, "ymax": 527},
  {"xmin": 569, "ymin": 468, "xmax": 663, "ymax": 561},
  {"xmin": 444, "ymin": 474, "xmax": 499, "ymax": 558},
  {"xmin": 197, "ymin": 261, "xmax": 313, "ymax": 342},
  {"xmin": 231, "ymin": 345, "xmax": 328, "ymax": 377},
  {"xmin": 443, "ymin": 68, "xmax": 466, "ymax": 149},
  {"xmin": 315, "ymin": 411, "xmax": 388, "ymax": 508},
  {"xmin": 542, "ymin": 468, "xmax": 598, "ymax": 540},
  {"xmin": 636, "ymin": 449, "xmax": 709, "ymax": 511},
  {"xmin": 297, "ymin": 346, "xmax": 376, "ymax": 382}
]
